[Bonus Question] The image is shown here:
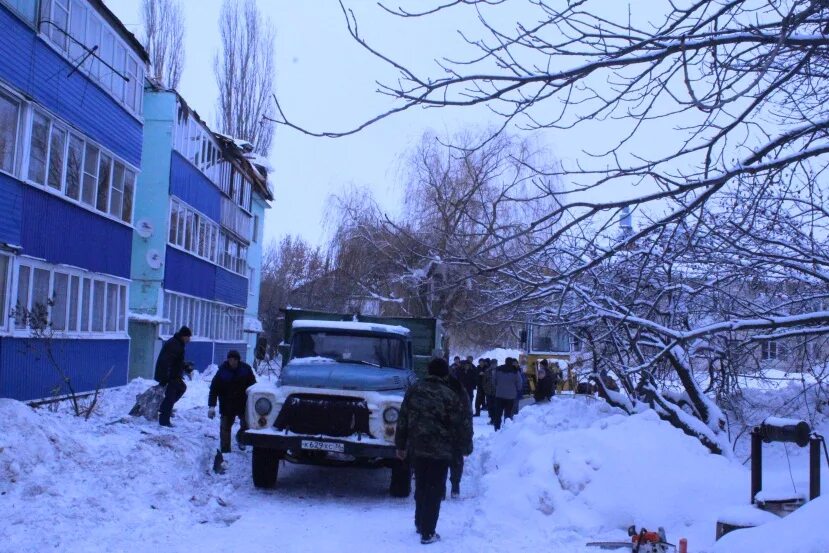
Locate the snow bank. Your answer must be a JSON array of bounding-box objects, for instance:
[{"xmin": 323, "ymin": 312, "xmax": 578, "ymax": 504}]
[
  {"xmin": 0, "ymin": 378, "xmax": 239, "ymax": 553},
  {"xmin": 465, "ymin": 396, "xmax": 746, "ymax": 550},
  {"xmin": 470, "ymin": 347, "xmax": 522, "ymax": 363},
  {"xmin": 713, "ymin": 496, "xmax": 829, "ymax": 553}
]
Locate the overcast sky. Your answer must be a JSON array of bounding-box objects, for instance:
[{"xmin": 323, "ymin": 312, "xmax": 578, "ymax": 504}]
[
  {"xmin": 104, "ymin": 1, "xmax": 647, "ymax": 249},
  {"xmin": 101, "ymin": 1, "xmax": 478, "ymax": 247}
]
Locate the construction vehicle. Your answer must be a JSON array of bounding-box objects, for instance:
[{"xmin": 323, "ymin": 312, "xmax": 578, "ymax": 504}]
[{"xmin": 519, "ymin": 321, "xmax": 585, "ymax": 394}]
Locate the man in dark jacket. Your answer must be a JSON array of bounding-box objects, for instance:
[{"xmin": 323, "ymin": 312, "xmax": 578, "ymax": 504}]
[
  {"xmin": 492, "ymin": 357, "xmax": 523, "ymax": 431},
  {"xmin": 474, "ymin": 358, "xmax": 488, "ymax": 417},
  {"xmin": 155, "ymin": 326, "xmax": 192, "ymax": 427},
  {"xmin": 208, "ymin": 350, "xmax": 256, "ymax": 453},
  {"xmin": 396, "ymin": 357, "xmax": 473, "ymax": 545},
  {"xmin": 445, "ymin": 372, "xmax": 472, "ymax": 499}
]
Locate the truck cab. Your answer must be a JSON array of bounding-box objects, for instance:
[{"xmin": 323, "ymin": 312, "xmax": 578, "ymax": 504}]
[{"xmin": 241, "ymin": 318, "xmax": 417, "ymax": 496}]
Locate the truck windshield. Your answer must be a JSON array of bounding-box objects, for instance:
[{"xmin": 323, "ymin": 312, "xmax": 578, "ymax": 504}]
[{"xmin": 291, "ymin": 331, "xmax": 408, "ymax": 369}]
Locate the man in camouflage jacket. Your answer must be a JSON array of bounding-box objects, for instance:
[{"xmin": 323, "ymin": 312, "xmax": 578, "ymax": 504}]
[{"xmin": 395, "ymin": 357, "xmax": 473, "ymax": 545}]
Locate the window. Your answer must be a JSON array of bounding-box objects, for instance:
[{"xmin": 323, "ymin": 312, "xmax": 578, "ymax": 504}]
[
  {"xmin": 109, "ymin": 161, "xmax": 124, "ymax": 219},
  {"xmin": 121, "ymin": 166, "xmax": 135, "ymax": 223},
  {"xmin": 43, "ymin": 0, "xmax": 145, "ymax": 116},
  {"xmin": 52, "ymin": 272, "xmax": 69, "ymax": 331},
  {"xmin": 100, "ymin": 30, "xmax": 114, "ymax": 90},
  {"xmin": 0, "ymin": 92, "xmax": 21, "ymax": 174},
  {"xmin": 85, "ymin": 11, "xmax": 102, "ymax": 78},
  {"xmin": 15, "ymin": 265, "xmax": 30, "ymax": 328},
  {"xmin": 68, "ymin": 275, "xmax": 79, "ymax": 331},
  {"xmin": 105, "ymin": 282, "xmax": 117, "ymax": 332},
  {"xmin": 248, "ymin": 267, "xmax": 254, "ymax": 296},
  {"xmin": 2, "ymin": 0, "xmax": 39, "ymax": 24},
  {"xmin": 0, "ymin": 254, "xmax": 9, "ymax": 327},
  {"xmin": 96, "ymin": 153, "xmax": 111, "ymax": 212},
  {"xmin": 12, "ymin": 260, "xmax": 127, "ymax": 336},
  {"xmin": 761, "ymin": 341, "xmax": 781, "ymax": 361},
  {"xmin": 66, "ymin": 134, "xmax": 83, "ymax": 199},
  {"xmin": 168, "ymin": 198, "xmax": 224, "ymax": 265},
  {"xmin": 27, "ymin": 111, "xmax": 49, "ymax": 184},
  {"xmin": 47, "ymin": 125, "xmax": 66, "ymax": 190},
  {"xmin": 68, "ymin": 0, "xmax": 87, "ymax": 61},
  {"xmin": 22, "ymin": 109, "xmax": 137, "ymax": 222},
  {"xmin": 49, "ymin": 0, "xmax": 70, "ymax": 51},
  {"xmin": 81, "ymin": 143, "xmax": 99, "ymax": 206},
  {"xmin": 80, "ymin": 277, "xmax": 90, "ymax": 331},
  {"xmin": 252, "ymin": 215, "xmax": 259, "ymax": 243},
  {"xmin": 32, "ymin": 267, "xmax": 50, "ymax": 323},
  {"xmin": 161, "ymin": 291, "xmax": 244, "ymax": 341}
]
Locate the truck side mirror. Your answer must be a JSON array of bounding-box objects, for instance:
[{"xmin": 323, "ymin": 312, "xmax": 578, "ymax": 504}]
[{"xmin": 519, "ymin": 330, "xmax": 527, "ymax": 345}]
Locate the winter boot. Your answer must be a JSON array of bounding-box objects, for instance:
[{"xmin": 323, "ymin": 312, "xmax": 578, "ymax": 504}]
[{"xmin": 420, "ymin": 533, "xmax": 441, "ymax": 545}]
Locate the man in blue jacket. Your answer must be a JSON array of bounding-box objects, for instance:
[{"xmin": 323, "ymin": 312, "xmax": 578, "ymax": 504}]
[{"xmin": 208, "ymin": 350, "xmax": 257, "ymax": 453}]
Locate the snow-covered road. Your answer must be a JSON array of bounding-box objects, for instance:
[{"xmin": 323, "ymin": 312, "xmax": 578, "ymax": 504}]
[{"xmin": 2, "ymin": 374, "xmax": 827, "ymax": 553}]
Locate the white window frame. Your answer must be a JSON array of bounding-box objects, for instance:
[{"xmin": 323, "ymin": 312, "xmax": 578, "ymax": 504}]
[
  {"xmin": 16, "ymin": 101, "xmax": 138, "ymax": 227},
  {"xmin": 7, "ymin": 256, "xmax": 129, "ymax": 338},
  {"xmin": 40, "ymin": 0, "xmax": 145, "ymax": 118}
]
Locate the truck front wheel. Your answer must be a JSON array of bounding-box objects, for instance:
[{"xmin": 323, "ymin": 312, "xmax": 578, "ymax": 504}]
[
  {"xmin": 389, "ymin": 459, "xmax": 412, "ymax": 498},
  {"xmin": 252, "ymin": 447, "xmax": 280, "ymax": 489}
]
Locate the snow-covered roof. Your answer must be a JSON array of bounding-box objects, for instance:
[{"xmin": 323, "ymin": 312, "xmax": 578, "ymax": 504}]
[
  {"xmin": 128, "ymin": 312, "xmax": 170, "ymax": 324},
  {"xmin": 292, "ymin": 319, "xmax": 410, "ymax": 336},
  {"xmin": 243, "ymin": 316, "xmax": 264, "ymax": 333}
]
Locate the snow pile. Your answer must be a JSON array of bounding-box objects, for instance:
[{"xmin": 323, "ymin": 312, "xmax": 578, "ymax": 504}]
[
  {"xmin": 0, "ymin": 378, "xmax": 242, "ymax": 553},
  {"xmin": 465, "ymin": 396, "xmax": 746, "ymax": 550},
  {"xmin": 471, "ymin": 347, "xmax": 522, "ymax": 363},
  {"xmin": 713, "ymin": 496, "xmax": 829, "ymax": 553}
]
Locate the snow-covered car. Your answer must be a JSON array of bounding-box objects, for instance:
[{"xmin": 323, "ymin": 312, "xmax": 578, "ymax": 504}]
[{"xmin": 241, "ymin": 319, "xmax": 416, "ymax": 496}]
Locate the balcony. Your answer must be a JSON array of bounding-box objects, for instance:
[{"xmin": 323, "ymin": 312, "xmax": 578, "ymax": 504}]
[{"xmin": 220, "ymin": 197, "xmax": 252, "ymax": 242}]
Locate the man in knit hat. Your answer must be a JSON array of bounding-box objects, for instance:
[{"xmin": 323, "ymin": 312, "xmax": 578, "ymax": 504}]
[
  {"xmin": 155, "ymin": 326, "xmax": 192, "ymax": 427},
  {"xmin": 395, "ymin": 357, "xmax": 473, "ymax": 545}
]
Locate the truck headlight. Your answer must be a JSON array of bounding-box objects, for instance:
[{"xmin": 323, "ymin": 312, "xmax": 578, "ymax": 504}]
[
  {"xmin": 255, "ymin": 397, "xmax": 273, "ymax": 416},
  {"xmin": 383, "ymin": 407, "xmax": 400, "ymax": 424}
]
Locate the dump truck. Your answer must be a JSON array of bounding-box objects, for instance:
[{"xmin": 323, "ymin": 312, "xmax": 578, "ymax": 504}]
[{"xmin": 240, "ymin": 308, "xmax": 446, "ymax": 495}]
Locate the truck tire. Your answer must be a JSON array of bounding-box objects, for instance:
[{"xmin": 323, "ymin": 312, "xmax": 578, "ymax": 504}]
[
  {"xmin": 252, "ymin": 447, "xmax": 279, "ymax": 489},
  {"xmin": 389, "ymin": 459, "xmax": 412, "ymax": 498}
]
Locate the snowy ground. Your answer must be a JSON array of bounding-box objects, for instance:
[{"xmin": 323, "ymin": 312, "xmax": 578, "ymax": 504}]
[{"xmin": 1, "ymin": 373, "xmax": 827, "ymax": 553}]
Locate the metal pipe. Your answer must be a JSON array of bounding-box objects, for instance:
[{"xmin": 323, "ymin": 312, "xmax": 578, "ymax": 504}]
[
  {"xmin": 810, "ymin": 436, "xmax": 822, "ymax": 501},
  {"xmin": 751, "ymin": 428, "xmax": 762, "ymax": 504}
]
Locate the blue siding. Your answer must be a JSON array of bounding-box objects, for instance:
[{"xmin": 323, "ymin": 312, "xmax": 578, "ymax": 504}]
[
  {"xmin": 0, "ymin": 6, "xmax": 142, "ymax": 167},
  {"xmin": 165, "ymin": 247, "xmax": 214, "ymax": 299},
  {"xmin": 165, "ymin": 248, "xmax": 248, "ymax": 307},
  {"xmin": 214, "ymin": 342, "xmax": 247, "ymax": 365},
  {"xmin": 0, "ymin": 337, "xmax": 129, "ymax": 401},
  {"xmin": 170, "ymin": 153, "xmax": 221, "ymax": 222},
  {"xmin": 215, "ymin": 266, "xmax": 248, "ymax": 306},
  {"xmin": 21, "ymin": 186, "xmax": 132, "ymax": 278},
  {"xmin": 186, "ymin": 341, "xmax": 213, "ymax": 373},
  {"xmin": 0, "ymin": 173, "xmax": 23, "ymax": 246}
]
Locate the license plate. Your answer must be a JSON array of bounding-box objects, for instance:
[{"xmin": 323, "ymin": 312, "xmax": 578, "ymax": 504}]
[{"xmin": 301, "ymin": 440, "xmax": 345, "ymax": 453}]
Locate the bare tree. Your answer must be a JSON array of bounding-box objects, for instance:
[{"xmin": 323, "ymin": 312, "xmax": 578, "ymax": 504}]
[
  {"xmin": 270, "ymin": 0, "xmax": 829, "ymax": 454},
  {"xmin": 259, "ymin": 235, "xmax": 327, "ymax": 346},
  {"xmin": 141, "ymin": 0, "xmax": 185, "ymax": 88},
  {"xmin": 215, "ymin": 0, "xmax": 276, "ymax": 156}
]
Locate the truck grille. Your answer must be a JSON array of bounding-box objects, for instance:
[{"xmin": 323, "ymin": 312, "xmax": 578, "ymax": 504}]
[{"xmin": 275, "ymin": 394, "xmax": 371, "ymax": 438}]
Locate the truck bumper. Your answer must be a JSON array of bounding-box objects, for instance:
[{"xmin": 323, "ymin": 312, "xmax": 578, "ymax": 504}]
[{"xmin": 240, "ymin": 431, "xmax": 398, "ymax": 460}]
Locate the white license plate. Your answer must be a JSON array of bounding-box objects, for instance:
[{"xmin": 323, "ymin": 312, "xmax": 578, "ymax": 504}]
[{"xmin": 301, "ymin": 440, "xmax": 345, "ymax": 453}]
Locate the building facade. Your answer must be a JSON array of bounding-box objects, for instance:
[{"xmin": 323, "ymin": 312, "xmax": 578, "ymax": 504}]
[
  {"xmin": 0, "ymin": 0, "xmax": 147, "ymax": 400},
  {"xmin": 128, "ymin": 87, "xmax": 272, "ymax": 379}
]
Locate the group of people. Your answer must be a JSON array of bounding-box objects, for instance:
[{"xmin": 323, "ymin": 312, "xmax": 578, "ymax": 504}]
[
  {"xmin": 153, "ymin": 325, "xmax": 256, "ymax": 454},
  {"xmin": 152, "ymin": 331, "xmax": 560, "ymax": 546},
  {"xmin": 450, "ymin": 355, "xmax": 560, "ymax": 431}
]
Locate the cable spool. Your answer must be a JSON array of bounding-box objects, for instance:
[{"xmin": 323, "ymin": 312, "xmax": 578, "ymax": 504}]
[{"xmin": 757, "ymin": 417, "xmax": 811, "ymax": 447}]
